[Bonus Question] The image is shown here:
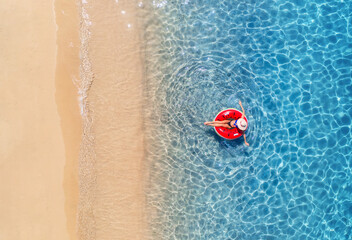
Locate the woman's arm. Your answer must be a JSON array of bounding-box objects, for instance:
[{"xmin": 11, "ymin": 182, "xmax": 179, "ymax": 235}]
[
  {"xmin": 243, "ymin": 133, "xmax": 249, "ymax": 146},
  {"xmin": 239, "ymin": 100, "xmax": 245, "ymax": 116}
]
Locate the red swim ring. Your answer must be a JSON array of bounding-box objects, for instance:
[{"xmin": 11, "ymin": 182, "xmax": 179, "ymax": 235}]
[{"xmin": 214, "ymin": 108, "xmax": 248, "ymax": 140}]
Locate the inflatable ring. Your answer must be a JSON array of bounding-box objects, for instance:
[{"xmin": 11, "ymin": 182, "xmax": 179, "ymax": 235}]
[{"xmin": 214, "ymin": 108, "xmax": 248, "ymax": 140}]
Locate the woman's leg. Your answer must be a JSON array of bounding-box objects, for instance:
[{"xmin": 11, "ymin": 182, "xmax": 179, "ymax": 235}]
[
  {"xmin": 204, "ymin": 120, "xmax": 230, "ymax": 125},
  {"xmin": 205, "ymin": 122, "xmax": 230, "ymax": 128},
  {"xmin": 212, "ymin": 123, "xmax": 230, "ymax": 128}
]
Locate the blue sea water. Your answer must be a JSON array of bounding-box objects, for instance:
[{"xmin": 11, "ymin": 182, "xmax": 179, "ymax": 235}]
[{"xmin": 142, "ymin": 0, "xmax": 352, "ymax": 239}]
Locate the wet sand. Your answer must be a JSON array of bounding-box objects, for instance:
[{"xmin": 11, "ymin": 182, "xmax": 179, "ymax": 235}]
[
  {"xmin": 0, "ymin": 0, "xmax": 80, "ymax": 239},
  {"xmin": 77, "ymin": 1, "xmax": 148, "ymax": 239},
  {"xmin": 54, "ymin": 1, "xmax": 81, "ymax": 240}
]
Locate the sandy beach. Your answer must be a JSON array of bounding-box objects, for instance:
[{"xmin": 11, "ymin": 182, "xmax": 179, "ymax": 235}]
[
  {"xmin": 1, "ymin": 0, "xmax": 148, "ymax": 239},
  {"xmin": 0, "ymin": 0, "xmax": 80, "ymax": 239}
]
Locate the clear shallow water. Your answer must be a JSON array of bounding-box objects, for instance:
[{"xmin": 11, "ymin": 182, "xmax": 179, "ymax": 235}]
[{"xmin": 142, "ymin": 0, "xmax": 352, "ymax": 239}]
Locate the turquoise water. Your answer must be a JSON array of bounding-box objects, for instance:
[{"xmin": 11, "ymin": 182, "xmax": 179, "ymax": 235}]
[{"xmin": 143, "ymin": 0, "xmax": 352, "ymax": 239}]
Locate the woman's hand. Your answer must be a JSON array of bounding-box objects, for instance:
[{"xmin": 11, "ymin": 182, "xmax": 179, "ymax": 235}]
[
  {"xmin": 239, "ymin": 100, "xmax": 245, "ymax": 116},
  {"xmin": 243, "ymin": 134, "xmax": 250, "ymax": 146}
]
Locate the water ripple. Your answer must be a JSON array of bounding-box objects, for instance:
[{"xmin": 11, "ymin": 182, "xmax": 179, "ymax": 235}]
[{"xmin": 142, "ymin": 0, "xmax": 352, "ymax": 239}]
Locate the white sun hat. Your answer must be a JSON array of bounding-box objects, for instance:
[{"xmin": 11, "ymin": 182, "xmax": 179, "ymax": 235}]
[{"xmin": 237, "ymin": 118, "xmax": 248, "ymax": 131}]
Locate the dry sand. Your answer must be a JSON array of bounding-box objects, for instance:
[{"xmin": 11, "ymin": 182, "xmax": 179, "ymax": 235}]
[{"xmin": 0, "ymin": 0, "xmax": 80, "ymax": 239}]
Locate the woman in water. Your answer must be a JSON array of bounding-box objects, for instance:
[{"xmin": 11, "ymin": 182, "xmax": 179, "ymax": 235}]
[{"xmin": 204, "ymin": 100, "xmax": 249, "ymax": 146}]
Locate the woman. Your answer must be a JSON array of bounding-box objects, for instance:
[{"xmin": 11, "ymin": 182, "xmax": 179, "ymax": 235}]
[{"xmin": 204, "ymin": 100, "xmax": 249, "ymax": 146}]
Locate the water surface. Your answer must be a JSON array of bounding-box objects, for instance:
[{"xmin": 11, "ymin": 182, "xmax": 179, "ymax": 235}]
[{"xmin": 142, "ymin": 0, "xmax": 352, "ymax": 239}]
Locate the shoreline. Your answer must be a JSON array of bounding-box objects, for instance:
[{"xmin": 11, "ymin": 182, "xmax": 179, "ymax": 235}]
[{"xmin": 77, "ymin": 1, "xmax": 149, "ymax": 239}]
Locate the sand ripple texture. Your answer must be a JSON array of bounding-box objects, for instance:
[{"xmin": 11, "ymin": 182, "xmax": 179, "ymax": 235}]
[{"xmin": 142, "ymin": 0, "xmax": 352, "ymax": 239}]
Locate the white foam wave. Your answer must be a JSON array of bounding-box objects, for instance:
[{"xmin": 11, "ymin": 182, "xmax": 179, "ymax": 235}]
[{"xmin": 75, "ymin": 1, "xmax": 97, "ymax": 240}]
